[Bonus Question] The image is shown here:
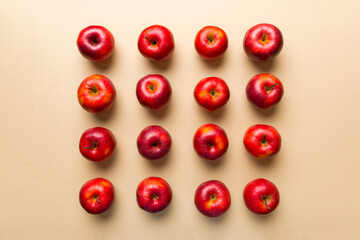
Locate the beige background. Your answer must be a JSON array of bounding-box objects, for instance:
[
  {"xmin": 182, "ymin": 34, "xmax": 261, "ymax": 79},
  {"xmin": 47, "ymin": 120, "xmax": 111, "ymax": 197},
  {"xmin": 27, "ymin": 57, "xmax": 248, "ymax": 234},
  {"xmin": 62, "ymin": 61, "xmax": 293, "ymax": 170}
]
[{"xmin": 1, "ymin": 0, "xmax": 360, "ymax": 239}]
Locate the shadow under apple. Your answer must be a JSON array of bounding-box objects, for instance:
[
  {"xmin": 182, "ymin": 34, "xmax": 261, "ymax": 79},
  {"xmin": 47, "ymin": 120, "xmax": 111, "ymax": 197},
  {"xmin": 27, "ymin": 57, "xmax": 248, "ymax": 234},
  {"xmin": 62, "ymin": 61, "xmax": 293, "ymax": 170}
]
[{"xmin": 91, "ymin": 51, "xmax": 116, "ymax": 71}]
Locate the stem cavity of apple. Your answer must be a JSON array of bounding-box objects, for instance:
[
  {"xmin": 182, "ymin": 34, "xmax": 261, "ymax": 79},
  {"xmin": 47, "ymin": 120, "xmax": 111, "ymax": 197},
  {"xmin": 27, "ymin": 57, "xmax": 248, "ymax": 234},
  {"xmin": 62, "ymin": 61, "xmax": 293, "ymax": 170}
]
[
  {"xmin": 148, "ymin": 84, "xmax": 156, "ymax": 92},
  {"xmin": 84, "ymin": 141, "xmax": 99, "ymax": 150},
  {"xmin": 91, "ymin": 38, "xmax": 100, "ymax": 45},
  {"xmin": 209, "ymin": 89, "xmax": 217, "ymax": 98},
  {"xmin": 262, "ymin": 196, "xmax": 270, "ymax": 210},
  {"xmin": 145, "ymin": 36, "xmax": 157, "ymax": 45},
  {"xmin": 89, "ymin": 86, "xmax": 98, "ymax": 94},
  {"xmin": 265, "ymin": 83, "xmax": 278, "ymax": 92},
  {"xmin": 210, "ymin": 194, "xmax": 217, "ymax": 200},
  {"xmin": 93, "ymin": 195, "xmax": 101, "ymax": 204},
  {"xmin": 206, "ymin": 142, "xmax": 214, "ymax": 148},
  {"xmin": 261, "ymin": 134, "xmax": 267, "ymax": 144},
  {"xmin": 207, "ymin": 35, "xmax": 215, "ymax": 43},
  {"xmin": 261, "ymin": 33, "xmax": 267, "ymax": 42},
  {"xmin": 152, "ymin": 194, "xmax": 159, "ymax": 200}
]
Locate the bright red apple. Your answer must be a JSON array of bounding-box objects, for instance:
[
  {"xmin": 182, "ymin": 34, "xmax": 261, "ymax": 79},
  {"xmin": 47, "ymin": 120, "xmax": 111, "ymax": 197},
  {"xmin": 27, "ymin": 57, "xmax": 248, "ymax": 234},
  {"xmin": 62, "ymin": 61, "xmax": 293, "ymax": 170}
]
[
  {"xmin": 194, "ymin": 26, "xmax": 228, "ymax": 60},
  {"xmin": 194, "ymin": 77, "xmax": 230, "ymax": 111},
  {"xmin": 77, "ymin": 25, "xmax": 115, "ymax": 62},
  {"xmin": 79, "ymin": 127, "xmax": 116, "ymax": 162},
  {"xmin": 194, "ymin": 180, "xmax": 231, "ymax": 217},
  {"xmin": 243, "ymin": 124, "xmax": 281, "ymax": 160},
  {"xmin": 243, "ymin": 23, "xmax": 283, "ymax": 62},
  {"xmin": 79, "ymin": 178, "xmax": 115, "ymax": 214},
  {"xmin": 77, "ymin": 74, "xmax": 116, "ymax": 113},
  {"xmin": 243, "ymin": 178, "xmax": 280, "ymax": 215},
  {"xmin": 136, "ymin": 74, "xmax": 172, "ymax": 110},
  {"xmin": 246, "ymin": 73, "xmax": 284, "ymax": 109},
  {"xmin": 193, "ymin": 124, "xmax": 229, "ymax": 160},
  {"xmin": 136, "ymin": 177, "xmax": 172, "ymax": 213},
  {"xmin": 137, "ymin": 25, "xmax": 175, "ymax": 61},
  {"xmin": 137, "ymin": 125, "xmax": 172, "ymax": 160}
]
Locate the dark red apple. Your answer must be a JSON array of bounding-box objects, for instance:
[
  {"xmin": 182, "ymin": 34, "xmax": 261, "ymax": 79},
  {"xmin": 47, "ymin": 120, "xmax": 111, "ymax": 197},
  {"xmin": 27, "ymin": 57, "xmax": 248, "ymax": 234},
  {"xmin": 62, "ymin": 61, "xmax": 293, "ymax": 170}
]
[
  {"xmin": 136, "ymin": 177, "xmax": 172, "ymax": 213},
  {"xmin": 194, "ymin": 180, "xmax": 231, "ymax": 217},
  {"xmin": 243, "ymin": 23, "xmax": 283, "ymax": 61},
  {"xmin": 246, "ymin": 73, "xmax": 284, "ymax": 109},
  {"xmin": 137, "ymin": 125, "xmax": 172, "ymax": 160},
  {"xmin": 79, "ymin": 178, "xmax": 115, "ymax": 214},
  {"xmin": 243, "ymin": 124, "xmax": 281, "ymax": 160},
  {"xmin": 194, "ymin": 26, "xmax": 228, "ymax": 60},
  {"xmin": 243, "ymin": 178, "xmax": 280, "ymax": 215},
  {"xmin": 137, "ymin": 25, "xmax": 175, "ymax": 61},
  {"xmin": 136, "ymin": 74, "xmax": 172, "ymax": 110},
  {"xmin": 77, "ymin": 25, "xmax": 115, "ymax": 62},
  {"xmin": 77, "ymin": 74, "xmax": 116, "ymax": 113},
  {"xmin": 193, "ymin": 124, "xmax": 228, "ymax": 160},
  {"xmin": 79, "ymin": 127, "xmax": 116, "ymax": 162},
  {"xmin": 194, "ymin": 77, "xmax": 230, "ymax": 111}
]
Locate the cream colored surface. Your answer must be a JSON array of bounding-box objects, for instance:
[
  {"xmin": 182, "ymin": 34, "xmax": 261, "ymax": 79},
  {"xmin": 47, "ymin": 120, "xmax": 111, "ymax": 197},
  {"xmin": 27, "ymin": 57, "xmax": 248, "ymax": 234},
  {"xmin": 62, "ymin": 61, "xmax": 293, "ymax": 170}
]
[{"xmin": 1, "ymin": 0, "xmax": 360, "ymax": 239}]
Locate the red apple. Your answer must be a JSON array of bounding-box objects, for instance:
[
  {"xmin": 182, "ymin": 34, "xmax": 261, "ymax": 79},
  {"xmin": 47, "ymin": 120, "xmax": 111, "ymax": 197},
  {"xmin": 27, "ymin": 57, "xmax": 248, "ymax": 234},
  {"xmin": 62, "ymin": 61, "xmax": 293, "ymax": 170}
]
[
  {"xmin": 136, "ymin": 74, "xmax": 172, "ymax": 110},
  {"xmin": 137, "ymin": 125, "xmax": 172, "ymax": 160},
  {"xmin": 246, "ymin": 73, "xmax": 284, "ymax": 109},
  {"xmin": 136, "ymin": 177, "xmax": 172, "ymax": 213},
  {"xmin": 194, "ymin": 77, "xmax": 230, "ymax": 111},
  {"xmin": 243, "ymin": 124, "xmax": 281, "ymax": 160},
  {"xmin": 137, "ymin": 25, "xmax": 175, "ymax": 61},
  {"xmin": 243, "ymin": 178, "xmax": 280, "ymax": 215},
  {"xmin": 193, "ymin": 124, "xmax": 229, "ymax": 160},
  {"xmin": 194, "ymin": 26, "xmax": 228, "ymax": 60},
  {"xmin": 77, "ymin": 25, "xmax": 115, "ymax": 62},
  {"xmin": 79, "ymin": 127, "xmax": 116, "ymax": 162},
  {"xmin": 194, "ymin": 180, "xmax": 231, "ymax": 217},
  {"xmin": 77, "ymin": 74, "xmax": 116, "ymax": 113},
  {"xmin": 79, "ymin": 178, "xmax": 115, "ymax": 214},
  {"xmin": 243, "ymin": 23, "xmax": 283, "ymax": 62}
]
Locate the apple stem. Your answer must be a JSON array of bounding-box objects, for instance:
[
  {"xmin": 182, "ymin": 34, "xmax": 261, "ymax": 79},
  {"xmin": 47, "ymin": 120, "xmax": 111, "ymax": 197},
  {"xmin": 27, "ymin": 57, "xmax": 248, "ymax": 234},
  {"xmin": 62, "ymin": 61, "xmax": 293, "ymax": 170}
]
[
  {"xmin": 89, "ymin": 86, "xmax": 98, "ymax": 94},
  {"xmin": 84, "ymin": 141, "xmax": 98, "ymax": 150},
  {"xmin": 261, "ymin": 135, "xmax": 266, "ymax": 144},
  {"xmin": 262, "ymin": 197, "xmax": 270, "ymax": 210},
  {"xmin": 209, "ymin": 89, "xmax": 217, "ymax": 97},
  {"xmin": 145, "ymin": 36, "xmax": 157, "ymax": 45},
  {"xmin": 93, "ymin": 195, "xmax": 101, "ymax": 204},
  {"xmin": 207, "ymin": 35, "xmax": 214, "ymax": 43},
  {"xmin": 261, "ymin": 34, "xmax": 267, "ymax": 42},
  {"xmin": 265, "ymin": 83, "xmax": 278, "ymax": 91}
]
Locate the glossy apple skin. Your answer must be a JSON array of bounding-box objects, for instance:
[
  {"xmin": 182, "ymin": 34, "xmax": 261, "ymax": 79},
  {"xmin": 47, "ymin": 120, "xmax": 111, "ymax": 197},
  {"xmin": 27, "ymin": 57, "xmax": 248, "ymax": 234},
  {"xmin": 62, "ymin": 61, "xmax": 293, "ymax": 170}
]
[
  {"xmin": 79, "ymin": 127, "xmax": 116, "ymax": 162},
  {"xmin": 194, "ymin": 77, "xmax": 230, "ymax": 111},
  {"xmin": 77, "ymin": 25, "xmax": 115, "ymax": 62},
  {"xmin": 194, "ymin": 26, "xmax": 228, "ymax": 60},
  {"xmin": 136, "ymin": 177, "xmax": 172, "ymax": 213},
  {"xmin": 79, "ymin": 178, "xmax": 115, "ymax": 214},
  {"xmin": 193, "ymin": 124, "xmax": 229, "ymax": 160},
  {"xmin": 243, "ymin": 124, "xmax": 281, "ymax": 160},
  {"xmin": 243, "ymin": 23, "xmax": 283, "ymax": 62},
  {"xmin": 136, "ymin": 74, "xmax": 172, "ymax": 110},
  {"xmin": 137, "ymin": 125, "xmax": 172, "ymax": 160},
  {"xmin": 246, "ymin": 73, "xmax": 284, "ymax": 109},
  {"xmin": 137, "ymin": 25, "xmax": 175, "ymax": 61},
  {"xmin": 195, "ymin": 180, "xmax": 231, "ymax": 217},
  {"xmin": 243, "ymin": 178, "xmax": 280, "ymax": 215},
  {"xmin": 77, "ymin": 74, "xmax": 116, "ymax": 113}
]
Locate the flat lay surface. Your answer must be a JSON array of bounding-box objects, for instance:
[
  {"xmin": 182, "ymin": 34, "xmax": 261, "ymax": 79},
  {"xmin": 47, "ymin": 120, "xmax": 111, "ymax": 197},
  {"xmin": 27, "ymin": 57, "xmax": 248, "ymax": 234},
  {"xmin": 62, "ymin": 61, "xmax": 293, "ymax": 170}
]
[{"xmin": 1, "ymin": 0, "xmax": 360, "ymax": 239}]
